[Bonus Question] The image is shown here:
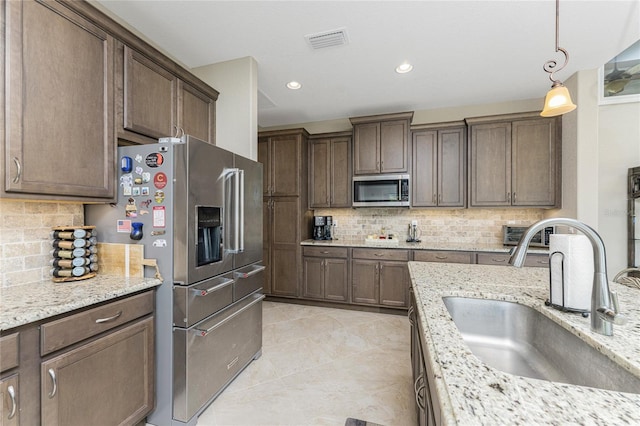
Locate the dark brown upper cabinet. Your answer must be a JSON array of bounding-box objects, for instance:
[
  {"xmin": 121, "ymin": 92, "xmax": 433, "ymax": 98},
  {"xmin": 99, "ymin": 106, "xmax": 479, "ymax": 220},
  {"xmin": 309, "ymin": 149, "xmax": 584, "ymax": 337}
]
[
  {"xmin": 467, "ymin": 112, "xmax": 561, "ymax": 208},
  {"xmin": 308, "ymin": 132, "xmax": 352, "ymax": 208},
  {"xmin": 350, "ymin": 112, "xmax": 413, "ymax": 175},
  {"xmin": 411, "ymin": 122, "xmax": 466, "ymax": 208},
  {"xmin": 2, "ymin": 0, "xmax": 115, "ymax": 201}
]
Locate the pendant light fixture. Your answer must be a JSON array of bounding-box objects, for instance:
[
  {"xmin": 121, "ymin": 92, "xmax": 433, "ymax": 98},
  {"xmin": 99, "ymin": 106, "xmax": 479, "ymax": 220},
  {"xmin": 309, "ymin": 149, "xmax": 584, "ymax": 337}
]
[{"xmin": 540, "ymin": 0, "xmax": 577, "ymax": 117}]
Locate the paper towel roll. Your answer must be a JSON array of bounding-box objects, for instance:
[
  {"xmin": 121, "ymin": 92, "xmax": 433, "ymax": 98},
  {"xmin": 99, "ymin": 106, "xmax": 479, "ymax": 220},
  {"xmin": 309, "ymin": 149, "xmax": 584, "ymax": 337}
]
[{"xmin": 549, "ymin": 234, "xmax": 594, "ymax": 311}]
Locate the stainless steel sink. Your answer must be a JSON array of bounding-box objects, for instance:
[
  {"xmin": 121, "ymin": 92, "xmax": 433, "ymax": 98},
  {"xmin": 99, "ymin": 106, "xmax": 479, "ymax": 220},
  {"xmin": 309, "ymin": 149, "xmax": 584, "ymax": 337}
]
[{"xmin": 443, "ymin": 297, "xmax": 640, "ymax": 394}]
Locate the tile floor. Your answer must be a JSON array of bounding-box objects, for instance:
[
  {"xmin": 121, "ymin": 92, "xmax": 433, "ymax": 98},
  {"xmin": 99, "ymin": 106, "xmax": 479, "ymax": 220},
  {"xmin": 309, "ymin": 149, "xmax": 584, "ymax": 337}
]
[{"xmin": 196, "ymin": 301, "xmax": 416, "ymax": 426}]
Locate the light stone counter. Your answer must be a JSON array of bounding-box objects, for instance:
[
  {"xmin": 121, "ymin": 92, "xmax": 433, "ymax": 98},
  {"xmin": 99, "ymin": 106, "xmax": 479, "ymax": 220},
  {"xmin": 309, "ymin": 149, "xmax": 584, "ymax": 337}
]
[
  {"xmin": 0, "ymin": 275, "xmax": 161, "ymax": 331},
  {"xmin": 408, "ymin": 261, "xmax": 640, "ymax": 425},
  {"xmin": 301, "ymin": 238, "xmax": 549, "ymax": 254}
]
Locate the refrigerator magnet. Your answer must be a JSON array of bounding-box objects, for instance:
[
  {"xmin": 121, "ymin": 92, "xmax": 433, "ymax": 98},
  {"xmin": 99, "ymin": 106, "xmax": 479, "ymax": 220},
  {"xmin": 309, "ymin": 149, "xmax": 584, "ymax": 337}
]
[{"xmin": 153, "ymin": 206, "xmax": 166, "ymax": 228}]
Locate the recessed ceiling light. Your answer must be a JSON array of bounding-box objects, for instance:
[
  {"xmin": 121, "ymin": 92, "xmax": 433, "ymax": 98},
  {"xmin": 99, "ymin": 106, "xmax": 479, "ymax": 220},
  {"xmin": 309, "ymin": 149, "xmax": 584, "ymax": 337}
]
[
  {"xmin": 286, "ymin": 81, "xmax": 302, "ymax": 90},
  {"xmin": 395, "ymin": 63, "xmax": 413, "ymax": 74}
]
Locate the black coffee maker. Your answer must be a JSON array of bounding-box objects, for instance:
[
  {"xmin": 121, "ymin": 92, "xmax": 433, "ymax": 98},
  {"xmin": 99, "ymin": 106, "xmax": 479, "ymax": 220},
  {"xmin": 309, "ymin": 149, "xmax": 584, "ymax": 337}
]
[{"xmin": 313, "ymin": 216, "xmax": 333, "ymax": 240}]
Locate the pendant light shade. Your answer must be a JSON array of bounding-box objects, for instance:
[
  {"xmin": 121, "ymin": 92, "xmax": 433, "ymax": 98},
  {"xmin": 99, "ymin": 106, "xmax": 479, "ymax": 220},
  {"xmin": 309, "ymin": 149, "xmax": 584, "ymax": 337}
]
[
  {"xmin": 541, "ymin": 83, "xmax": 576, "ymax": 117},
  {"xmin": 540, "ymin": 0, "xmax": 576, "ymax": 117}
]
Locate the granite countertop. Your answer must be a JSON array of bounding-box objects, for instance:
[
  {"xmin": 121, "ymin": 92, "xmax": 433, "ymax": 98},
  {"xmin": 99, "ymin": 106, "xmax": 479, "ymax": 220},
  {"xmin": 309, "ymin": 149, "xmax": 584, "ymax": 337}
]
[
  {"xmin": 408, "ymin": 261, "xmax": 640, "ymax": 425},
  {"xmin": 0, "ymin": 275, "xmax": 161, "ymax": 331},
  {"xmin": 301, "ymin": 238, "xmax": 549, "ymax": 254}
]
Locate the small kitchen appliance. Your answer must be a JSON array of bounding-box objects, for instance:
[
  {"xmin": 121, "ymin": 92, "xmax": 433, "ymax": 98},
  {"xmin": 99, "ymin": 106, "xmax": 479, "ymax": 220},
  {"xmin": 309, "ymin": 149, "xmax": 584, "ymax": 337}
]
[
  {"xmin": 503, "ymin": 225, "xmax": 555, "ymax": 247},
  {"xmin": 313, "ymin": 215, "xmax": 333, "ymax": 240}
]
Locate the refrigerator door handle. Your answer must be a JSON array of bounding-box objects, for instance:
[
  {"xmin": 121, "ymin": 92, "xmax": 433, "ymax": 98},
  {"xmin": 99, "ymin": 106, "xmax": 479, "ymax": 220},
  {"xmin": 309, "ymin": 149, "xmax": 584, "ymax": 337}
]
[{"xmin": 227, "ymin": 168, "xmax": 245, "ymax": 254}]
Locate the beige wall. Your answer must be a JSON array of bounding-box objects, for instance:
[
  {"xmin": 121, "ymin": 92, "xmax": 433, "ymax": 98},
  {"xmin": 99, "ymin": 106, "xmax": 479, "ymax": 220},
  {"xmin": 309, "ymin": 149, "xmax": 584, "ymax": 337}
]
[{"xmin": 193, "ymin": 57, "xmax": 259, "ymax": 160}]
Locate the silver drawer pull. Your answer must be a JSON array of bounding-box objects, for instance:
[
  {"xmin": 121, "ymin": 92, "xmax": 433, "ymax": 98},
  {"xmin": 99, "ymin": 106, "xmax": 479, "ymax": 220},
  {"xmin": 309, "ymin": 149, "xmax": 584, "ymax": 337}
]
[
  {"xmin": 191, "ymin": 278, "xmax": 234, "ymax": 296},
  {"xmin": 492, "ymin": 258, "xmax": 506, "ymax": 263},
  {"xmin": 321, "ymin": 251, "xmax": 330, "ymax": 254},
  {"xmin": 227, "ymin": 356, "xmax": 239, "ymax": 370},
  {"xmin": 234, "ymin": 265, "xmax": 266, "ymax": 279},
  {"xmin": 7, "ymin": 385, "xmax": 16, "ymax": 419},
  {"xmin": 48, "ymin": 368, "xmax": 57, "ymax": 398},
  {"xmin": 194, "ymin": 294, "xmax": 265, "ymax": 337},
  {"xmin": 95, "ymin": 310, "xmax": 123, "ymax": 324},
  {"xmin": 374, "ymin": 253, "xmax": 384, "ymax": 257},
  {"xmin": 435, "ymin": 255, "xmax": 448, "ymax": 260}
]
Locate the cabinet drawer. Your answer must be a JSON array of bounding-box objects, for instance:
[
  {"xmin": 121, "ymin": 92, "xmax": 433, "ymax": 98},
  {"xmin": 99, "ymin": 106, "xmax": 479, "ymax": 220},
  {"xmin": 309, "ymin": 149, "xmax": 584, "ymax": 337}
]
[
  {"xmin": 0, "ymin": 333, "xmax": 19, "ymax": 373},
  {"xmin": 352, "ymin": 248, "xmax": 409, "ymax": 261},
  {"xmin": 41, "ymin": 291, "xmax": 154, "ymax": 355},
  {"xmin": 303, "ymin": 246, "xmax": 348, "ymax": 258},
  {"xmin": 413, "ymin": 250, "xmax": 474, "ymax": 264},
  {"xmin": 477, "ymin": 252, "xmax": 549, "ymax": 268}
]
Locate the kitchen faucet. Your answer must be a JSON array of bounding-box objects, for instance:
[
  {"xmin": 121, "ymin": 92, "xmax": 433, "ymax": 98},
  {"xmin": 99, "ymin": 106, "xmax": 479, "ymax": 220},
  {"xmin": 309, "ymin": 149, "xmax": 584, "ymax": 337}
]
[{"xmin": 508, "ymin": 218, "xmax": 627, "ymax": 336}]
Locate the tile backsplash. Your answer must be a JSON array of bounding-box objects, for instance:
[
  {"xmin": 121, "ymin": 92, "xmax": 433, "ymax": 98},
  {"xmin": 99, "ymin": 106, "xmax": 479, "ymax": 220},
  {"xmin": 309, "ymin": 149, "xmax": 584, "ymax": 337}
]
[
  {"xmin": 314, "ymin": 208, "xmax": 545, "ymax": 244},
  {"xmin": 0, "ymin": 200, "xmax": 84, "ymax": 287},
  {"xmin": 1, "ymin": 199, "xmax": 544, "ymax": 288}
]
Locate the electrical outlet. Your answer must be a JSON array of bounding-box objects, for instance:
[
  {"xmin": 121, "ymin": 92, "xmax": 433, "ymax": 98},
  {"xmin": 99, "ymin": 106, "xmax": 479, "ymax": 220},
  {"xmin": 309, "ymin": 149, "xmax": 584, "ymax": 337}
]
[{"xmin": 333, "ymin": 220, "xmax": 338, "ymax": 228}]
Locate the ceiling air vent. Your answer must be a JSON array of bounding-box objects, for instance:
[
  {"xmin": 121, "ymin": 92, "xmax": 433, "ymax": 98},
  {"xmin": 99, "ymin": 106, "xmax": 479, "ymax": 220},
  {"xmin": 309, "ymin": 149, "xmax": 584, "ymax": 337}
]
[{"xmin": 305, "ymin": 28, "xmax": 349, "ymax": 50}]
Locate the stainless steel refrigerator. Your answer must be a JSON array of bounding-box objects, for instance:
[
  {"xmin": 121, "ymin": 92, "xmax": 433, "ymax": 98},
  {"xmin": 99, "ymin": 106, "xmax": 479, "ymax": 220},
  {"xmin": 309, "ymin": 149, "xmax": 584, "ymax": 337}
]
[{"xmin": 85, "ymin": 136, "xmax": 264, "ymax": 426}]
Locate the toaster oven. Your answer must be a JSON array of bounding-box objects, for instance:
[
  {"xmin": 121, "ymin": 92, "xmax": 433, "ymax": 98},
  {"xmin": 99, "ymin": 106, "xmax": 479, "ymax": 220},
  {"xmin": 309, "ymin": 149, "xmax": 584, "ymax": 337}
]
[{"xmin": 503, "ymin": 225, "xmax": 555, "ymax": 247}]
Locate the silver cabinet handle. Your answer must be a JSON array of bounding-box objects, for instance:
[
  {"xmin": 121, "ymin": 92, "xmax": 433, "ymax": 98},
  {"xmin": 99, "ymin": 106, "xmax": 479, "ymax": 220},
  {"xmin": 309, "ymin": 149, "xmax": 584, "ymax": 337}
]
[
  {"xmin": 414, "ymin": 375, "xmax": 426, "ymax": 410},
  {"xmin": 95, "ymin": 311, "xmax": 122, "ymax": 324},
  {"xmin": 12, "ymin": 157, "xmax": 21, "ymax": 184},
  {"xmin": 374, "ymin": 253, "xmax": 384, "ymax": 257},
  {"xmin": 432, "ymin": 193, "xmax": 436, "ymax": 203},
  {"xmin": 492, "ymin": 258, "xmax": 506, "ymax": 263},
  {"xmin": 321, "ymin": 250, "xmax": 330, "ymax": 254},
  {"xmin": 407, "ymin": 306, "xmax": 415, "ymax": 325},
  {"xmin": 7, "ymin": 385, "xmax": 16, "ymax": 419},
  {"xmin": 435, "ymin": 255, "xmax": 447, "ymax": 260},
  {"xmin": 48, "ymin": 368, "xmax": 57, "ymax": 398},
  {"xmin": 191, "ymin": 278, "xmax": 234, "ymax": 296},
  {"xmin": 513, "ymin": 192, "xmax": 517, "ymax": 203},
  {"xmin": 507, "ymin": 192, "xmax": 511, "ymax": 203}
]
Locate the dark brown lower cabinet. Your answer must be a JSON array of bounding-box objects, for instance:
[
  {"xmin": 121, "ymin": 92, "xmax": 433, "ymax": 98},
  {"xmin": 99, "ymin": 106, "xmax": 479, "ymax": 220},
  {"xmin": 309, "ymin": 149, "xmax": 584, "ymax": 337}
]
[
  {"xmin": 0, "ymin": 375, "xmax": 19, "ymax": 426},
  {"xmin": 351, "ymin": 249, "xmax": 409, "ymax": 308},
  {"xmin": 41, "ymin": 316, "xmax": 154, "ymax": 426},
  {"xmin": 302, "ymin": 246, "xmax": 349, "ymax": 302},
  {"xmin": 410, "ymin": 289, "xmax": 440, "ymax": 426}
]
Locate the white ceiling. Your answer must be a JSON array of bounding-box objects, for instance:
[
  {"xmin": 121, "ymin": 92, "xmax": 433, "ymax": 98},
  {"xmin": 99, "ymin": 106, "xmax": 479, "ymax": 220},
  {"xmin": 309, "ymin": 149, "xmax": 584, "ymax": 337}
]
[{"xmin": 95, "ymin": 0, "xmax": 640, "ymax": 128}]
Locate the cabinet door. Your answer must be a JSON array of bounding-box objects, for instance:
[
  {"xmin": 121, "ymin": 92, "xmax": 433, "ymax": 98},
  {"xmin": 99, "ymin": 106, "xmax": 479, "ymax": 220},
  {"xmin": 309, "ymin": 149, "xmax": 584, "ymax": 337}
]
[
  {"xmin": 271, "ymin": 135, "xmax": 301, "ymax": 196},
  {"xmin": 353, "ymin": 123, "xmax": 380, "ymax": 175},
  {"xmin": 123, "ymin": 46, "xmax": 176, "ymax": 140},
  {"xmin": 178, "ymin": 80, "xmax": 215, "ymax": 144},
  {"xmin": 379, "ymin": 261, "xmax": 408, "ymax": 307},
  {"xmin": 258, "ymin": 138, "xmax": 270, "ymax": 195},
  {"xmin": 270, "ymin": 198, "xmax": 300, "ymax": 296},
  {"xmin": 262, "ymin": 199, "xmax": 272, "ymax": 294},
  {"xmin": 309, "ymin": 139, "xmax": 330, "ymax": 208},
  {"xmin": 351, "ymin": 259, "xmax": 379, "ymax": 305},
  {"xmin": 330, "ymin": 137, "xmax": 352, "ymax": 207},
  {"xmin": 0, "ymin": 375, "xmax": 18, "ymax": 426},
  {"xmin": 324, "ymin": 258, "xmax": 348, "ymax": 302},
  {"xmin": 41, "ymin": 317, "xmax": 154, "ymax": 426},
  {"xmin": 5, "ymin": 0, "xmax": 115, "ymax": 199},
  {"xmin": 469, "ymin": 123, "xmax": 512, "ymax": 207},
  {"xmin": 380, "ymin": 119, "xmax": 409, "ymax": 173},
  {"xmin": 438, "ymin": 127, "xmax": 466, "ymax": 207},
  {"xmin": 412, "ymin": 130, "xmax": 438, "ymax": 207},
  {"xmin": 303, "ymin": 257, "xmax": 325, "ymax": 299},
  {"xmin": 512, "ymin": 118, "xmax": 558, "ymax": 207}
]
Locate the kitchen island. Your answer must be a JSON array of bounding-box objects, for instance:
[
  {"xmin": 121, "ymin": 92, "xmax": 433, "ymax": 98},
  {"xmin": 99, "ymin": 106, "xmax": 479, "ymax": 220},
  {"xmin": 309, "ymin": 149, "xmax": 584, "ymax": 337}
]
[{"xmin": 408, "ymin": 261, "xmax": 640, "ymax": 425}]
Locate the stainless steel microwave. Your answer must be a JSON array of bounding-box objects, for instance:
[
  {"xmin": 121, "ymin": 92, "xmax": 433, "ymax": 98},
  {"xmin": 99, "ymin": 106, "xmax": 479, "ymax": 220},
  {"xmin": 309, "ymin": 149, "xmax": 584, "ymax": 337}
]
[{"xmin": 353, "ymin": 174, "xmax": 410, "ymax": 207}]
